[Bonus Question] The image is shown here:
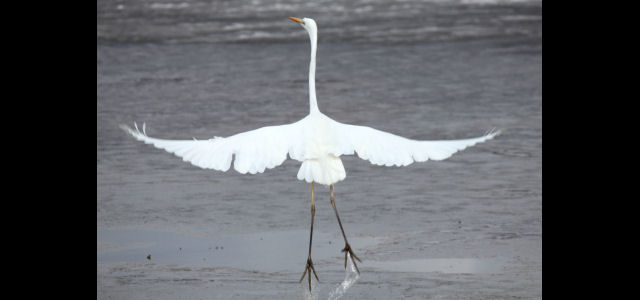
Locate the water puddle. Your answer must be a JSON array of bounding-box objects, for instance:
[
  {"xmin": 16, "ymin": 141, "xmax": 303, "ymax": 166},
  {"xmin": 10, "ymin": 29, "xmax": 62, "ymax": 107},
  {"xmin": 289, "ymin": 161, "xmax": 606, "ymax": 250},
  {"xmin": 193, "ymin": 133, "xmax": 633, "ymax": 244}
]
[
  {"xmin": 367, "ymin": 258, "xmax": 506, "ymax": 274},
  {"xmin": 98, "ymin": 229, "xmax": 507, "ymax": 275},
  {"xmin": 97, "ymin": 228, "xmax": 381, "ymax": 272}
]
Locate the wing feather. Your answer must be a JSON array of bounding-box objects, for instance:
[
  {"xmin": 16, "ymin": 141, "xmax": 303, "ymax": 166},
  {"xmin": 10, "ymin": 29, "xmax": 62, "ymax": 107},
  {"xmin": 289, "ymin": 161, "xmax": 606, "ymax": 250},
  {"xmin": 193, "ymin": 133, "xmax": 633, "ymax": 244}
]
[
  {"xmin": 120, "ymin": 121, "xmax": 303, "ymax": 174},
  {"xmin": 328, "ymin": 121, "xmax": 500, "ymax": 167}
]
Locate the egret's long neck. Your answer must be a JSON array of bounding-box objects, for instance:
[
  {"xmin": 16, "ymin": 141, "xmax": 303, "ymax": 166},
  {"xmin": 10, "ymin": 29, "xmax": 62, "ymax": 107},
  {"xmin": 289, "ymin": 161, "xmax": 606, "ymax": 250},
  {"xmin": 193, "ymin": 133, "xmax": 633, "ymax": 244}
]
[{"xmin": 308, "ymin": 29, "xmax": 319, "ymax": 114}]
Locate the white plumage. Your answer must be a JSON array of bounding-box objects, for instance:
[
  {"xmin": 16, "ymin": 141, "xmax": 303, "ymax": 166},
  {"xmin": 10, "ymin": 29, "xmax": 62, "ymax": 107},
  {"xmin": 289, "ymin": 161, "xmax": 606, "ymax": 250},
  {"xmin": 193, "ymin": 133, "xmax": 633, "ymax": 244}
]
[
  {"xmin": 120, "ymin": 113, "xmax": 499, "ymax": 186},
  {"xmin": 120, "ymin": 17, "xmax": 500, "ymax": 186}
]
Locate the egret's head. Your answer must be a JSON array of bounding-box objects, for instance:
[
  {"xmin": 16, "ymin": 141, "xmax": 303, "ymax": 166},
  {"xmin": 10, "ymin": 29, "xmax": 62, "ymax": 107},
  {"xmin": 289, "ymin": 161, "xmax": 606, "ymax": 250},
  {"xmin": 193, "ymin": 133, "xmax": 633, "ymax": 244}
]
[{"xmin": 289, "ymin": 17, "xmax": 317, "ymax": 35}]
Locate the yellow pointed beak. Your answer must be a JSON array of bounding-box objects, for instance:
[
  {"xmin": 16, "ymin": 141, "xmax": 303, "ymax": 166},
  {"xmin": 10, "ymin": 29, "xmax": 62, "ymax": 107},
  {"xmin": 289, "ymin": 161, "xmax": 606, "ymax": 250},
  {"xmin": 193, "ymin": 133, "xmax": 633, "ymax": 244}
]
[{"xmin": 289, "ymin": 17, "xmax": 304, "ymax": 24}]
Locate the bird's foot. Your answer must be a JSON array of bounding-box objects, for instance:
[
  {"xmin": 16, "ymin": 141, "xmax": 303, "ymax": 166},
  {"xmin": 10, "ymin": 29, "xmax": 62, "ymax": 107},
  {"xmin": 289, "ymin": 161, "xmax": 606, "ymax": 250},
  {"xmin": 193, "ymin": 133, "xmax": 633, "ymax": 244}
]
[
  {"xmin": 299, "ymin": 256, "xmax": 319, "ymax": 293},
  {"xmin": 341, "ymin": 243, "xmax": 362, "ymax": 274}
]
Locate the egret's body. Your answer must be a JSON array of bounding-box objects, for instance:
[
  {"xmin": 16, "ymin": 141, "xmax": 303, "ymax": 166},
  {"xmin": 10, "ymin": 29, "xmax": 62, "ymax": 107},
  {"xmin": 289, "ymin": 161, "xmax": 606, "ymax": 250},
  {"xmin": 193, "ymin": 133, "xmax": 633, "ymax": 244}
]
[{"xmin": 121, "ymin": 17, "xmax": 500, "ymax": 295}]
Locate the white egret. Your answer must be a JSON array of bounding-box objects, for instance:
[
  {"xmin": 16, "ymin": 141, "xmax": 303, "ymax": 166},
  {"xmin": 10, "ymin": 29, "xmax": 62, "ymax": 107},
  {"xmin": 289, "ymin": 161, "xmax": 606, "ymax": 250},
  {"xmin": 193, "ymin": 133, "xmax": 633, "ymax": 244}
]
[{"xmin": 120, "ymin": 17, "xmax": 501, "ymax": 295}]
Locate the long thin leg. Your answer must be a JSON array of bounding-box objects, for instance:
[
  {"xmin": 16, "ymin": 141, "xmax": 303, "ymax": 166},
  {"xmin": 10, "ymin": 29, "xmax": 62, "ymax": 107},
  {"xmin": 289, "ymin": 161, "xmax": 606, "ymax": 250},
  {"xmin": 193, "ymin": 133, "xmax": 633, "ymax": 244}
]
[
  {"xmin": 300, "ymin": 182, "xmax": 319, "ymax": 294},
  {"xmin": 330, "ymin": 184, "xmax": 362, "ymax": 274}
]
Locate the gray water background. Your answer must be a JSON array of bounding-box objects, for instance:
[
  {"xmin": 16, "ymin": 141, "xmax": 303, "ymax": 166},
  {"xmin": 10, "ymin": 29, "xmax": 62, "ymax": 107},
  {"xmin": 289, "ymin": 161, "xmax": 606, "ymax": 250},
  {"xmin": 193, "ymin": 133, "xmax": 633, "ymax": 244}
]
[{"xmin": 97, "ymin": 0, "xmax": 541, "ymax": 299}]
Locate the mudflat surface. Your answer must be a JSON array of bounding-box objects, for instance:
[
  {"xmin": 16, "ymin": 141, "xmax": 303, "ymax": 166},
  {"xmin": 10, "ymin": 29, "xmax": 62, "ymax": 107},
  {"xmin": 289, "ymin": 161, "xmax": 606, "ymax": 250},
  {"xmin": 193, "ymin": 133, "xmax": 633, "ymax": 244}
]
[{"xmin": 97, "ymin": 0, "xmax": 541, "ymax": 299}]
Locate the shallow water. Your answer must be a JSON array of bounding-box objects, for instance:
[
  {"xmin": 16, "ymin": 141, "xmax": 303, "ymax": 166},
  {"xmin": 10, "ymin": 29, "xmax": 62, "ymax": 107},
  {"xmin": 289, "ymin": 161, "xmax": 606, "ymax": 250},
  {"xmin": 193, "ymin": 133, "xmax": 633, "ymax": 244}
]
[
  {"xmin": 98, "ymin": 228, "xmax": 382, "ymax": 271},
  {"xmin": 367, "ymin": 258, "xmax": 507, "ymax": 274},
  {"xmin": 98, "ymin": 0, "xmax": 541, "ymax": 299},
  {"xmin": 97, "ymin": 0, "xmax": 541, "ymax": 45}
]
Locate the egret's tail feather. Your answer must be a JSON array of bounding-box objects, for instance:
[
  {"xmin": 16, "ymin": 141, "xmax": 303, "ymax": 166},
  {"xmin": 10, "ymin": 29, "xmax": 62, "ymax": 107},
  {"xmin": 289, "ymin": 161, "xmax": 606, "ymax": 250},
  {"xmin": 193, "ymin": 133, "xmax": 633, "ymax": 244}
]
[{"xmin": 297, "ymin": 155, "xmax": 346, "ymax": 186}]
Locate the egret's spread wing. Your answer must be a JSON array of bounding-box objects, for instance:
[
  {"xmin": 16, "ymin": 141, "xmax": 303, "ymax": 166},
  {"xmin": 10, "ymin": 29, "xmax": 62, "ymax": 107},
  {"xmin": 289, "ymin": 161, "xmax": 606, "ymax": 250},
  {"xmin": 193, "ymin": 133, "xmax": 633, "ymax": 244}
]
[
  {"xmin": 329, "ymin": 121, "xmax": 500, "ymax": 167},
  {"xmin": 120, "ymin": 122, "xmax": 303, "ymax": 174}
]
